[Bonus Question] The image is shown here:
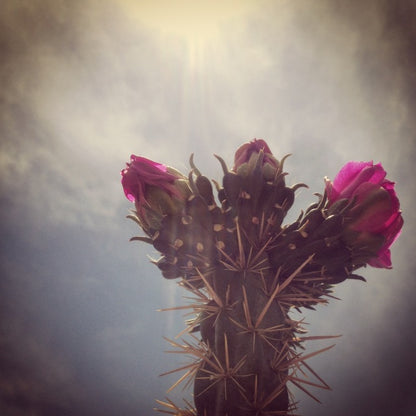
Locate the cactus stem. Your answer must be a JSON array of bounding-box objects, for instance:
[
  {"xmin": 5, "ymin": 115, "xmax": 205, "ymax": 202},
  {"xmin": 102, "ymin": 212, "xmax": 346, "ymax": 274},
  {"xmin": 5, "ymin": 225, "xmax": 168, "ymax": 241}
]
[
  {"xmin": 195, "ymin": 337, "xmax": 249, "ymax": 401},
  {"xmin": 259, "ymin": 378, "xmax": 289, "ymax": 411},
  {"xmin": 122, "ymin": 142, "xmax": 403, "ymax": 415},
  {"xmin": 246, "ymin": 375, "xmax": 299, "ymax": 416}
]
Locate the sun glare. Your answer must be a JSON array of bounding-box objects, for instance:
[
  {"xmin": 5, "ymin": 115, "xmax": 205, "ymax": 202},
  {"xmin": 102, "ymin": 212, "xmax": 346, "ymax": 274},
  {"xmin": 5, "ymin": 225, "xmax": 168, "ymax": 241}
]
[
  {"xmin": 121, "ymin": 1, "xmax": 257, "ymax": 144},
  {"xmin": 125, "ymin": 1, "xmax": 255, "ymax": 50}
]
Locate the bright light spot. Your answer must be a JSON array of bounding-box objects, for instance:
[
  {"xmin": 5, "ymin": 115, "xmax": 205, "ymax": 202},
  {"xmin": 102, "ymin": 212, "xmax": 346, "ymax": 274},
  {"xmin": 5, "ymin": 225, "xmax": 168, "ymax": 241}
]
[
  {"xmin": 123, "ymin": 0, "xmax": 256, "ymax": 72},
  {"xmin": 125, "ymin": 0, "xmax": 254, "ymax": 43},
  {"xmin": 119, "ymin": 1, "xmax": 258, "ymax": 144}
]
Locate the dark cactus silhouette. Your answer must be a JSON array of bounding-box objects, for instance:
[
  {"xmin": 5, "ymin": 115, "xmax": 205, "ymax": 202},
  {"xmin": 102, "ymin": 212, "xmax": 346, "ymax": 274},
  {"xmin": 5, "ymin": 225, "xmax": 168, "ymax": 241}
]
[{"xmin": 121, "ymin": 139, "xmax": 403, "ymax": 415}]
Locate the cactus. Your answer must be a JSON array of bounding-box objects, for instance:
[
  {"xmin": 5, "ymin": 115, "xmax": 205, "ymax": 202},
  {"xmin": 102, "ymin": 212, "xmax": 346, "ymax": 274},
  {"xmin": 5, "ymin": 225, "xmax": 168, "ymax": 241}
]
[{"xmin": 121, "ymin": 140, "xmax": 403, "ymax": 415}]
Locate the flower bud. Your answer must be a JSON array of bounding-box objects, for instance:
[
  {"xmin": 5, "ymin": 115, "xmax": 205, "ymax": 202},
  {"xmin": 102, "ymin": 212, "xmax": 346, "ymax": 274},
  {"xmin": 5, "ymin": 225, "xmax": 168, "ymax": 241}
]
[
  {"xmin": 233, "ymin": 138, "xmax": 280, "ymax": 179},
  {"xmin": 325, "ymin": 161, "xmax": 403, "ymax": 268},
  {"xmin": 121, "ymin": 155, "xmax": 191, "ymax": 233}
]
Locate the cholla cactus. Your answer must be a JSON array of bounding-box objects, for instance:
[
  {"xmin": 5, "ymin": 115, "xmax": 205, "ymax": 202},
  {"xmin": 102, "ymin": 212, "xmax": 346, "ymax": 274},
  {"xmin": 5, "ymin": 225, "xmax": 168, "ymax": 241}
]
[{"xmin": 121, "ymin": 139, "xmax": 403, "ymax": 415}]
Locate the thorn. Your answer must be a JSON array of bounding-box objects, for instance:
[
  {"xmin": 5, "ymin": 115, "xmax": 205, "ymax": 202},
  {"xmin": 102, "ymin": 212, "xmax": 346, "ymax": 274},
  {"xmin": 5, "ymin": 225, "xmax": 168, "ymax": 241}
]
[
  {"xmin": 276, "ymin": 153, "xmax": 292, "ymax": 178},
  {"xmin": 255, "ymin": 255, "xmax": 314, "ymax": 328},
  {"xmin": 195, "ymin": 268, "xmax": 224, "ymax": 308},
  {"xmin": 214, "ymin": 154, "xmax": 229, "ymax": 175},
  {"xmin": 291, "ymin": 182, "xmax": 309, "ymax": 192},
  {"xmin": 129, "ymin": 236, "xmax": 153, "ymax": 244},
  {"xmin": 212, "ymin": 179, "xmax": 221, "ymax": 191},
  {"xmin": 235, "ymin": 217, "xmax": 246, "ymax": 269},
  {"xmin": 189, "ymin": 153, "xmax": 201, "ymax": 176}
]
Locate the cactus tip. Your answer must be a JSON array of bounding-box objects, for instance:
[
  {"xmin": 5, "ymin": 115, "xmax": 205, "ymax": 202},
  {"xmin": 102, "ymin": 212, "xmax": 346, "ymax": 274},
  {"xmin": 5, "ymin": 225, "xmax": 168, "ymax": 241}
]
[{"xmin": 214, "ymin": 153, "xmax": 229, "ymax": 175}]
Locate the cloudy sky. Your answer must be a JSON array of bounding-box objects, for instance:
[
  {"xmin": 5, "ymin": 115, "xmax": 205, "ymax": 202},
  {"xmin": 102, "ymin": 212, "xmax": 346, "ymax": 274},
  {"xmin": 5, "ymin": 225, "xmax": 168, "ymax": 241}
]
[{"xmin": 1, "ymin": 0, "xmax": 415, "ymax": 415}]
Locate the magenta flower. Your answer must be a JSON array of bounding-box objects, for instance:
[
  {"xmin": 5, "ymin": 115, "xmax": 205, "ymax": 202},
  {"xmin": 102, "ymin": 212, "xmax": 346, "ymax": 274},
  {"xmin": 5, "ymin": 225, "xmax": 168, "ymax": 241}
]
[
  {"xmin": 233, "ymin": 139, "xmax": 280, "ymax": 180},
  {"xmin": 234, "ymin": 138, "xmax": 280, "ymax": 169},
  {"xmin": 121, "ymin": 155, "xmax": 189, "ymax": 231},
  {"xmin": 326, "ymin": 161, "xmax": 403, "ymax": 268}
]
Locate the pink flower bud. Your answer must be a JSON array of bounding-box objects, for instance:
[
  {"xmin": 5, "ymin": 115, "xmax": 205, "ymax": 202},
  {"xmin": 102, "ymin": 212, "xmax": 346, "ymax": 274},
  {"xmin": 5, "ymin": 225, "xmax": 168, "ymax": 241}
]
[
  {"xmin": 233, "ymin": 138, "xmax": 279, "ymax": 177},
  {"xmin": 326, "ymin": 161, "xmax": 403, "ymax": 268},
  {"xmin": 121, "ymin": 155, "xmax": 190, "ymax": 232}
]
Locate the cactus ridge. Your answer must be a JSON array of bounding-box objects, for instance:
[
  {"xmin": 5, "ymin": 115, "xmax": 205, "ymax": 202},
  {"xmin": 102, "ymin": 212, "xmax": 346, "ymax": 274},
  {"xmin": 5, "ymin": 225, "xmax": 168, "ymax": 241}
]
[{"xmin": 127, "ymin": 154, "xmax": 364, "ymax": 415}]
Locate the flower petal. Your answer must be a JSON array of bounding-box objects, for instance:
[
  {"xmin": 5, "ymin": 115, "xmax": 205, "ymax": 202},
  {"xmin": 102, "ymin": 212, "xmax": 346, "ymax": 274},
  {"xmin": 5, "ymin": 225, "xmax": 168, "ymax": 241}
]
[
  {"xmin": 349, "ymin": 183, "xmax": 395, "ymax": 233},
  {"xmin": 233, "ymin": 138, "xmax": 273, "ymax": 171},
  {"xmin": 332, "ymin": 162, "xmax": 386, "ymax": 201},
  {"xmin": 368, "ymin": 248, "xmax": 392, "ymax": 268},
  {"xmin": 327, "ymin": 160, "xmax": 402, "ymax": 269}
]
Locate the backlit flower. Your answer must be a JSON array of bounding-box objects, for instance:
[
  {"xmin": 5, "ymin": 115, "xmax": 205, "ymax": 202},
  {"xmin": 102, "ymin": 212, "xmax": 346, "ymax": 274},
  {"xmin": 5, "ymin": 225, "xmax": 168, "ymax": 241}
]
[
  {"xmin": 325, "ymin": 161, "xmax": 403, "ymax": 268},
  {"xmin": 121, "ymin": 155, "xmax": 190, "ymax": 232},
  {"xmin": 233, "ymin": 138, "xmax": 279, "ymax": 178}
]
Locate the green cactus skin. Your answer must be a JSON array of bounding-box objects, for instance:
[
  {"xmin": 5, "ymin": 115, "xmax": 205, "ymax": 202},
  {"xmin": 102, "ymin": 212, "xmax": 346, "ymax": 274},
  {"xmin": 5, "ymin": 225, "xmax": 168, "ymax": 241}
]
[{"xmin": 133, "ymin": 152, "xmax": 366, "ymax": 416}]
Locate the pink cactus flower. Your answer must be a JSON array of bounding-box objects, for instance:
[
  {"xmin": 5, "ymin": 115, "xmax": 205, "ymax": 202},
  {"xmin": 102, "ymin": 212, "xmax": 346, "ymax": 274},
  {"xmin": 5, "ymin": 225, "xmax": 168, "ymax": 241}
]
[
  {"xmin": 233, "ymin": 138, "xmax": 278, "ymax": 171},
  {"xmin": 326, "ymin": 161, "xmax": 403, "ymax": 268},
  {"xmin": 121, "ymin": 155, "xmax": 189, "ymax": 231}
]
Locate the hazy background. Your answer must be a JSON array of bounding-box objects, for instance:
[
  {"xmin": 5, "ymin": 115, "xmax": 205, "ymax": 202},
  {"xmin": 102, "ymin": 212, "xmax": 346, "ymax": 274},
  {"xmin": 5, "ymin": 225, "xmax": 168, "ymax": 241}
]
[{"xmin": 1, "ymin": 1, "xmax": 415, "ymax": 415}]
